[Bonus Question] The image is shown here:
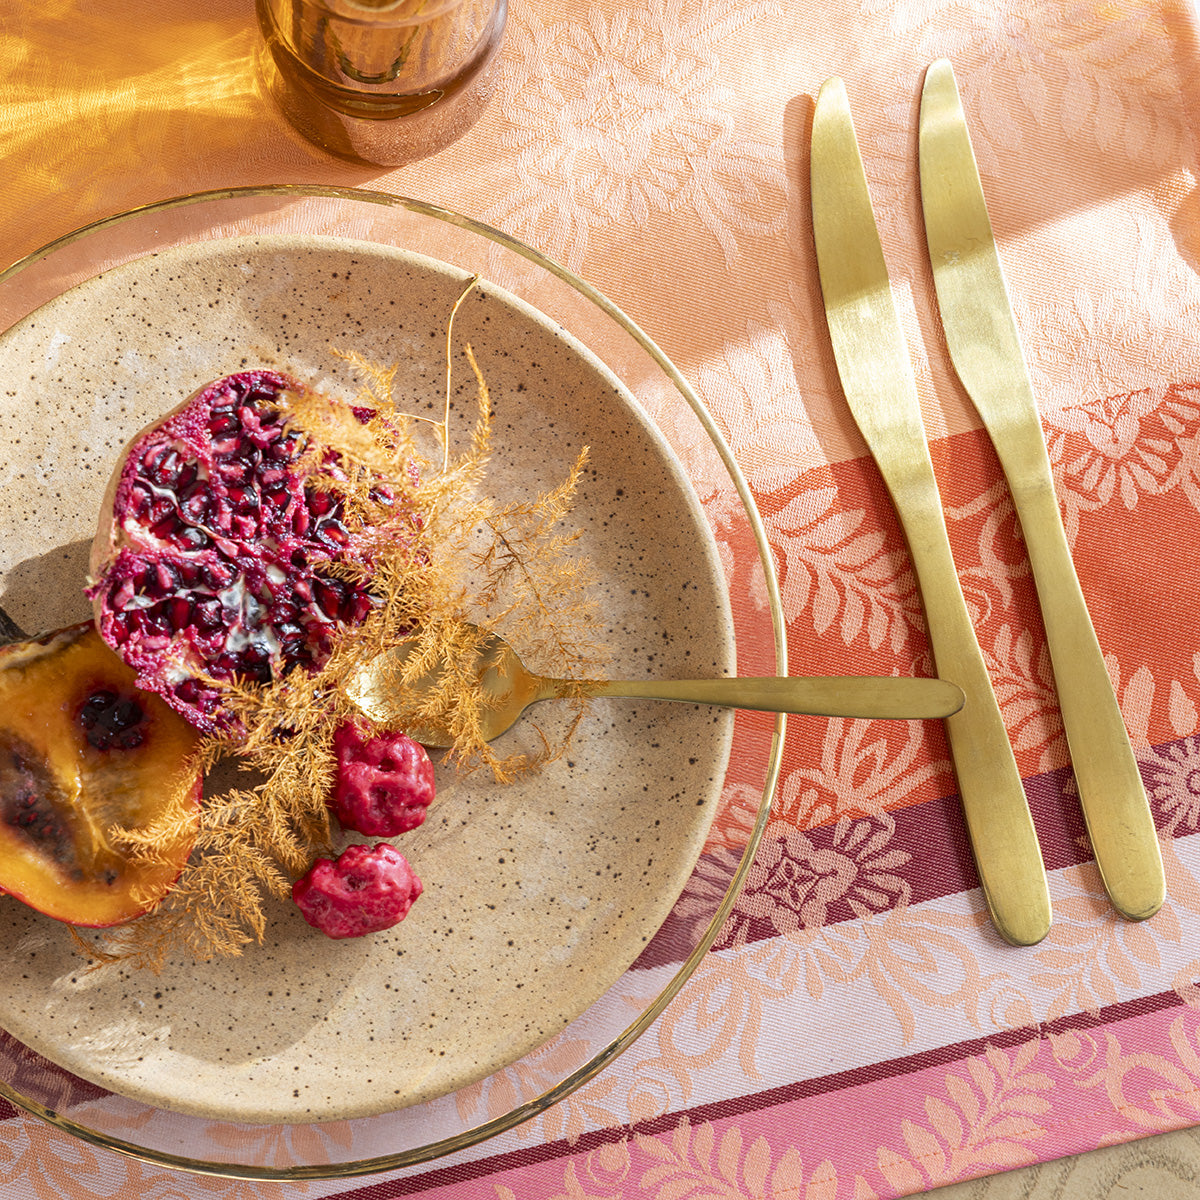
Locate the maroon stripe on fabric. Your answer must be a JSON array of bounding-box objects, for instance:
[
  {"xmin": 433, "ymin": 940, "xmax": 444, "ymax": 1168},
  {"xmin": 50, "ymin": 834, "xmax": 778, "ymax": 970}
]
[
  {"xmin": 322, "ymin": 989, "xmax": 1191, "ymax": 1200},
  {"xmin": 637, "ymin": 742, "xmax": 1180, "ymax": 969}
]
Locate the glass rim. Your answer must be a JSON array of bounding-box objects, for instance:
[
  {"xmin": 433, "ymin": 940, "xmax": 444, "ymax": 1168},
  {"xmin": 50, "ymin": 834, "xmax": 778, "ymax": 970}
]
[
  {"xmin": 259, "ymin": 0, "xmax": 473, "ymax": 26},
  {"xmin": 0, "ymin": 183, "xmax": 787, "ymax": 1181}
]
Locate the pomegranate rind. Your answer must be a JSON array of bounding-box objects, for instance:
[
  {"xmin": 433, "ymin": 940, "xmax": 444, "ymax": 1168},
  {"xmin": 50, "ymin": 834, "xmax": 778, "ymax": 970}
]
[
  {"xmin": 292, "ymin": 842, "xmax": 423, "ymax": 939},
  {"xmin": 0, "ymin": 624, "xmax": 203, "ymax": 927},
  {"xmin": 87, "ymin": 370, "xmax": 384, "ymax": 735},
  {"xmin": 331, "ymin": 720, "xmax": 435, "ymax": 837}
]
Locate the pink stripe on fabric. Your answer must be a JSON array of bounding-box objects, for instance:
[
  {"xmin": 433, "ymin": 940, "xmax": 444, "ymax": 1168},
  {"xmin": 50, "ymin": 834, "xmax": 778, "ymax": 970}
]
[
  {"xmin": 335, "ymin": 992, "xmax": 1200, "ymax": 1200},
  {"xmin": 312, "ymin": 992, "xmax": 1198, "ymax": 1200}
]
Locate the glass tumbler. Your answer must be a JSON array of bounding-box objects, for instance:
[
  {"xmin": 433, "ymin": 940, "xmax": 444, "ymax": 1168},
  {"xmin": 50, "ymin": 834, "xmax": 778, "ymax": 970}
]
[{"xmin": 256, "ymin": 0, "xmax": 506, "ymax": 167}]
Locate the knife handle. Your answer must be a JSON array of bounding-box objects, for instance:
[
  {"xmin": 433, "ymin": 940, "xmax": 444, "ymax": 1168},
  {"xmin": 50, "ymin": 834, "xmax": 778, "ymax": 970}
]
[
  {"xmin": 896, "ymin": 479, "xmax": 1052, "ymax": 946},
  {"xmin": 1006, "ymin": 457, "xmax": 1164, "ymax": 921}
]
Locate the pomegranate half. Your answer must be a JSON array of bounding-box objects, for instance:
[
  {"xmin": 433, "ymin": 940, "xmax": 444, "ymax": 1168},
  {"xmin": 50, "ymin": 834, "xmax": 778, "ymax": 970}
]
[
  {"xmin": 0, "ymin": 623, "xmax": 203, "ymax": 927},
  {"xmin": 88, "ymin": 371, "xmax": 389, "ymax": 734}
]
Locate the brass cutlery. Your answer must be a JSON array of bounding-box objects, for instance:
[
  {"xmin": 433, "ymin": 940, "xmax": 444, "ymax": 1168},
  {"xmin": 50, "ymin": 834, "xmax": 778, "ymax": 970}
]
[
  {"xmin": 918, "ymin": 59, "xmax": 1164, "ymax": 921},
  {"xmin": 810, "ymin": 77, "xmax": 1052, "ymax": 946},
  {"xmin": 352, "ymin": 623, "xmax": 967, "ymax": 747}
]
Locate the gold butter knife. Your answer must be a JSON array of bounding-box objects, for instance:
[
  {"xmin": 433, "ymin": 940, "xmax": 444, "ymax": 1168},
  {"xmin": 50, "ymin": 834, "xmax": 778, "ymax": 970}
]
[
  {"xmin": 918, "ymin": 59, "xmax": 1164, "ymax": 922},
  {"xmin": 810, "ymin": 76, "xmax": 1051, "ymax": 946}
]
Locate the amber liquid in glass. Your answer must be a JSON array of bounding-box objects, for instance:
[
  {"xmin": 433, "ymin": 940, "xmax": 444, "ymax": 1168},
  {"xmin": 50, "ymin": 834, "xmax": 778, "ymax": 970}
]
[{"xmin": 256, "ymin": 0, "xmax": 506, "ymax": 166}]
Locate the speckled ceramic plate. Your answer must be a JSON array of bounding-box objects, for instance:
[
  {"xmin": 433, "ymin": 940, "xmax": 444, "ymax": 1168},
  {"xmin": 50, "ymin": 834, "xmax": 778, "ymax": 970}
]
[{"xmin": 0, "ymin": 232, "xmax": 738, "ymax": 1124}]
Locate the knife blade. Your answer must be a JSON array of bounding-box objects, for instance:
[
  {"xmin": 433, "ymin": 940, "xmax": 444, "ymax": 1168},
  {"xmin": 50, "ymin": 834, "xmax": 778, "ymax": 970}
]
[
  {"xmin": 918, "ymin": 59, "xmax": 1164, "ymax": 922},
  {"xmin": 810, "ymin": 76, "xmax": 1051, "ymax": 947}
]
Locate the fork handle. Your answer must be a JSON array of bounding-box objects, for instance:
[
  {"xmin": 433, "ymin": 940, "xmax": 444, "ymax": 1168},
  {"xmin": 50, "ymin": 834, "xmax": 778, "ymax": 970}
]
[
  {"xmin": 562, "ymin": 674, "xmax": 965, "ymax": 720},
  {"xmin": 1006, "ymin": 447, "xmax": 1164, "ymax": 921}
]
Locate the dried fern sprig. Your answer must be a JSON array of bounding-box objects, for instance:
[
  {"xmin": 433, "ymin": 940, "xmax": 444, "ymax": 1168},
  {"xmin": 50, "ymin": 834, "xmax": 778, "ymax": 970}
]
[{"xmin": 87, "ymin": 298, "xmax": 605, "ymax": 968}]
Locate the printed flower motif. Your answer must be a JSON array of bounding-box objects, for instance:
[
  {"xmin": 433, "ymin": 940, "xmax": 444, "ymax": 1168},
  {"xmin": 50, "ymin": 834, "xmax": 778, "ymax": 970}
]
[
  {"xmin": 1053, "ymin": 1020, "xmax": 1200, "ymax": 1135},
  {"xmin": 729, "ymin": 814, "xmax": 911, "ymax": 941},
  {"xmin": 484, "ymin": 0, "xmax": 786, "ymax": 270},
  {"xmin": 514, "ymin": 1138, "xmax": 633, "ymax": 1200},
  {"xmin": 653, "ymin": 843, "xmax": 744, "ymax": 958},
  {"xmin": 692, "ymin": 302, "xmax": 824, "ymax": 496},
  {"xmin": 1030, "ymin": 863, "xmax": 1180, "ymax": 1020},
  {"xmin": 1047, "ymin": 385, "xmax": 1191, "ymax": 522},
  {"xmin": 1141, "ymin": 736, "xmax": 1200, "ymax": 836}
]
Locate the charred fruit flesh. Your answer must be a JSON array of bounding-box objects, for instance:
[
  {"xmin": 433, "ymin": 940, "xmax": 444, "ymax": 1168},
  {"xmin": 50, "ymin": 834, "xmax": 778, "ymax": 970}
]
[{"xmin": 0, "ymin": 624, "xmax": 203, "ymax": 927}]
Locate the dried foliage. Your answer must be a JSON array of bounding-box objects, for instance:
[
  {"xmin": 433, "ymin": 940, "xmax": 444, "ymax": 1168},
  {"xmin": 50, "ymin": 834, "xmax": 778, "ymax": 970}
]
[{"xmin": 83, "ymin": 283, "xmax": 605, "ymax": 969}]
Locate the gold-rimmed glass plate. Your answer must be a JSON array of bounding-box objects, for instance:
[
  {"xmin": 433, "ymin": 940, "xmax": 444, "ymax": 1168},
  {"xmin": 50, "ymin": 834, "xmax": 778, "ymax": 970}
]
[{"xmin": 0, "ymin": 186, "xmax": 783, "ymax": 1180}]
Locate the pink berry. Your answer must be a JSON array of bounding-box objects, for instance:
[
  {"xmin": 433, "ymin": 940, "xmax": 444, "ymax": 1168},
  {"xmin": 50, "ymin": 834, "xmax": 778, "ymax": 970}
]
[
  {"xmin": 331, "ymin": 720, "xmax": 435, "ymax": 837},
  {"xmin": 292, "ymin": 843, "xmax": 422, "ymax": 939}
]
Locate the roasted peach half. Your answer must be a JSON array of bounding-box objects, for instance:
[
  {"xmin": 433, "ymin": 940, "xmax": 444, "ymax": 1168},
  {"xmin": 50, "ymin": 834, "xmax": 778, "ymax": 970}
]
[{"xmin": 0, "ymin": 623, "xmax": 202, "ymax": 927}]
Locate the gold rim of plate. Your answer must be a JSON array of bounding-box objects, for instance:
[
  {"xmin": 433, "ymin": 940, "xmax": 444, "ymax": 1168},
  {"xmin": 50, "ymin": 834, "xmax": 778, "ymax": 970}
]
[{"xmin": 0, "ymin": 185, "xmax": 786, "ymax": 1182}]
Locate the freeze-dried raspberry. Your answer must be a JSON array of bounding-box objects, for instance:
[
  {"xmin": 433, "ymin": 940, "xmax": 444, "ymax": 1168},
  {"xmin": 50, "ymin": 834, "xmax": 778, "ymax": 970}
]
[
  {"xmin": 292, "ymin": 842, "xmax": 422, "ymax": 939},
  {"xmin": 331, "ymin": 720, "xmax": 435, "ymax": 837}
]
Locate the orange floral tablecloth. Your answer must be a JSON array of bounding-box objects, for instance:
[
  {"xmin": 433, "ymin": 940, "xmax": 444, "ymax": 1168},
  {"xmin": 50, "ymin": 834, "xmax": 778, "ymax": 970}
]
[{"xmin": 4, "ymin": 0, "xmax": 1200, "ymax": 1196}]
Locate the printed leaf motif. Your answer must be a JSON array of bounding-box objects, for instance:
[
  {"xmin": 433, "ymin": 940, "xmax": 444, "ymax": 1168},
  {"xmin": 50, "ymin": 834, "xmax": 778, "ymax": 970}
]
[
  {"xmin": 775, "ymin": 718, "xmax": 952, "ymax": 829},
  {"xmin": 637, "ymin": 1118, "xmax": 838, "ymax": 1200},
  {"xmin": 1031, "ymin": 863, "xmax": 1183, "ymax": 1020},
  {"xmin": 985, "ymin": 622, "xmax": 1064, "ymax": 771},
  {"xmin": 643, "ymin": 894, "xmax": 1008, "ymax": 1110},
  {"xmin": 875, "ymin": 1041, "xmax": 1049, "ymax": 1191},
  {"xmin": 765, "ymin": 485, "xmax": 923, "ymax": 654}
]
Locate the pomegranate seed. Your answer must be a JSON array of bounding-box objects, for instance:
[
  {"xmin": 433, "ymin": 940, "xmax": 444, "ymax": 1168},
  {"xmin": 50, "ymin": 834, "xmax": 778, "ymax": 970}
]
[
  {"xmin": 178, "ymin": 527, "xmax": 212, "ymax": 551},
  {"xmin": 150, "ymin": 514, "xmax": 178, "ymax": 540},
  {"xmin": 308, "ymin": 489, "xmax": 335, "ymax": 516},
  {"xmin": 315, "ymin": 519, "xmax": 350, "ymax": 549},
  {"xmin": 194, "ymin": 599, "xmax": 222, "ymax": 630},
  {"xmin": 313, "ymin": 579, "xmax": 344, "ymax": 618}
]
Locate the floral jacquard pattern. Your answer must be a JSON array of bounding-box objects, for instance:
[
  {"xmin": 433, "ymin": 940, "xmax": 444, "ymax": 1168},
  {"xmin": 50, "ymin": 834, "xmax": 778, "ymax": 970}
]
[
  {"xmin": 1144, "ymin": 735, "xmax": 1200, "ymax": 835},
  {"xmin": 483, "ymin": 0, "xmax": 787, "ymax": 272},
  {"xmin": 692, "ymin": 303, "xmax": 826, "ymax": 492},
  {"xmin": 1045, "ymin": 381, "xmax": 1200, "ymax": 541},
  {"xmin": 774, "ymin": 717, "xmax": 953, "ymax": 829},
  {"xmin": 874, "ymin": 1041, "xmax": 1052, "ymax": 1194},
  {"xmin": 637, "ymin": 1118, "xmax": 839, "ymax": 1200},
  {"xmin": 720, "ymin": 814, "xmax": 911, "ymax": 943},
  {"xmin": 765, "ymin": 481, "xmax": 924, "ymax": 655}
]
